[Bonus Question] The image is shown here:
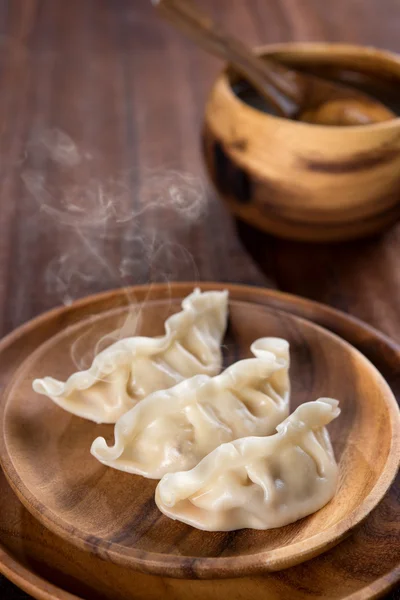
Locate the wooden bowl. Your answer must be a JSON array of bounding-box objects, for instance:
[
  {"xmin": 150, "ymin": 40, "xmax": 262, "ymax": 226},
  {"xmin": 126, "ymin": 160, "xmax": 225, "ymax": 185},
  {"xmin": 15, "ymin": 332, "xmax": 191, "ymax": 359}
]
[
  {"xmin": 0, "ymin": 292, "xmax": 399, "ymax": 580},
  {"xmin": 202, "ymin": 43, "xmax": 400, "ymax": 242}
]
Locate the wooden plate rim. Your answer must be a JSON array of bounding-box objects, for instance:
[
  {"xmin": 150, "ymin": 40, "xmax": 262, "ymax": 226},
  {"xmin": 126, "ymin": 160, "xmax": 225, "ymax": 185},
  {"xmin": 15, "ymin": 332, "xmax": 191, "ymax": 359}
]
[
  {"xmin": 0, "ymin": 290, "xmax": 399, "ymax": 579},
  {"xmin": 0, "ymin": 282, "xmax": 399, "ymax": 598},
  {"xmin": 0, "ymin": 547, "xmax": 82, "ymax": 600}
]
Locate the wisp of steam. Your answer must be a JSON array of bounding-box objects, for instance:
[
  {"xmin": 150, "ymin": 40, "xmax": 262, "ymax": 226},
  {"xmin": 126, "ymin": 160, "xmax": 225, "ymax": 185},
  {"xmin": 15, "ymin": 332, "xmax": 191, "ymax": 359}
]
[{"xmin": 21, "ymin": 128, "xmax": 209, "ymax": 369}]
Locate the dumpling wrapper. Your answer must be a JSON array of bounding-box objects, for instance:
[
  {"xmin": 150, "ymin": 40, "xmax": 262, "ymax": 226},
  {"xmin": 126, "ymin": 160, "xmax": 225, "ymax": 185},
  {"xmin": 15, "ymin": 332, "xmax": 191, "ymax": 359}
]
[
  {"xmin": 155, "ymin": 397, "xmax": 340, "ymax": 531},
  {"xmin": 91, "ymin": 337, "xmax": 290, "ymax": 478},
  {"xmin": 33, "ymin": 289, "xmax": 228, "ymax": 423}
]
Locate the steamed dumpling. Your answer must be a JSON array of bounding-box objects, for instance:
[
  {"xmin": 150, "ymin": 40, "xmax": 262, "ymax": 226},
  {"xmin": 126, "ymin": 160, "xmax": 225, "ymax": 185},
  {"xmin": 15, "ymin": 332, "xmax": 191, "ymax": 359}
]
[
  {"xmin": 91, "ymin": 337, "xmax": 290, "ymax": 478},
  {"xmin": 33, "ymin": 289, "xmax": 228, "ymax": 423},
  {"xmin": 155, "ymin": 398, "xmax": 340, "ymax": 531}
]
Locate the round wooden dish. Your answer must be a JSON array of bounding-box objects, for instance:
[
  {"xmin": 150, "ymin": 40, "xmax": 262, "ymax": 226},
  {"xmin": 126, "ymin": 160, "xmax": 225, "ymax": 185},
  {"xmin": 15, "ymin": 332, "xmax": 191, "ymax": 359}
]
[
  {"xmin": 0, "ymin": 283, "xmax": 399, "ymax": 599},
  {"xmin": 0, "ymin": 293, "xmax": 399, "ymax": 581},
  {"xmin": 202, "ymin": 43, "xmax": 400, "ymax": 242}
]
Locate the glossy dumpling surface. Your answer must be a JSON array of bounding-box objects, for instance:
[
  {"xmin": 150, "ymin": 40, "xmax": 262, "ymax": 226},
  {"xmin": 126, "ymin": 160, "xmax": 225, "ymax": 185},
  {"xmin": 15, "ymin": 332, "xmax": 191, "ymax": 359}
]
[
  {"xmin": 155, "ymin": 398, "xmax": 340, "ymax": 531},
  {"xmin": 91, "ymin": 337, "xmax": 290, "ymax": 478},
  {"xmin": 33, "ymin": 289, "xmax": 228, "ymax": 423}
]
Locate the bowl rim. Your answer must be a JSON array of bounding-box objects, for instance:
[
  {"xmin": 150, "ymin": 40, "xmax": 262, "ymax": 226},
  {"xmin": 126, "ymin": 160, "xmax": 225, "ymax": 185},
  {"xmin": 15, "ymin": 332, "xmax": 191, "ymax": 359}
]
[
  {"xmin": 0, "ymin": 285, "xmax": 399, "ymax": 580},
  {"xmin": 214, "ymin": 41, "xmax": 400, "ymax": 132}
]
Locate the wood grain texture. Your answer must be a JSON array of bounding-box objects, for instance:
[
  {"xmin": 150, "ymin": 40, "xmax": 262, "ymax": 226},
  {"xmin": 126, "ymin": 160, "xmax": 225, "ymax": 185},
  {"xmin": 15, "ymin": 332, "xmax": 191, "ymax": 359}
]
[
  {"xmin": 0, "ymin": 0, "xmax": 399, "ymax": 598},
  {"xmin": 0, "ymin": 283, "xmax": 398, "ymax": 600},
  {"xmin": 1, "ymin": 294, "xmax": 398, "ymax": 579}
]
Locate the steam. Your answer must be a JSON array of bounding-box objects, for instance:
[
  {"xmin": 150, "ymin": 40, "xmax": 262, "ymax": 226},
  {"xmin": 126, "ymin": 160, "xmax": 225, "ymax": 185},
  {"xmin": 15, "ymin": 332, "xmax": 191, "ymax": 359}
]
[
  {"xmin": 21, "ymin": 128, "xmax": 208, "ymax": 367},
  {"xmin": 28, "ymin": 128, "xmax": 83, "ymax": 167}
]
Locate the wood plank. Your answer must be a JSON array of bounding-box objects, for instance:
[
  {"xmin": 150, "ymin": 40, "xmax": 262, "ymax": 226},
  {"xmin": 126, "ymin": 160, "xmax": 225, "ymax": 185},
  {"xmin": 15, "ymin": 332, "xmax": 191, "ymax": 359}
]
[{"xmin": 0, "ymin": 0, "xmax": 268, "ymax": 339}]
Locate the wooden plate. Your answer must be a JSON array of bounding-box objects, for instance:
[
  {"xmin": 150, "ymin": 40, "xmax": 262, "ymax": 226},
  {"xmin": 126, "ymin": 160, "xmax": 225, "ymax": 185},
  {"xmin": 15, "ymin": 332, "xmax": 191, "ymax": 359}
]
[
  {"xmin": 0, "ymin": 291, "xmax": 399, "ymax": 581},
  {"xmin": 0, "ymin": 283, "xmax": 399, "ymax": 599}
]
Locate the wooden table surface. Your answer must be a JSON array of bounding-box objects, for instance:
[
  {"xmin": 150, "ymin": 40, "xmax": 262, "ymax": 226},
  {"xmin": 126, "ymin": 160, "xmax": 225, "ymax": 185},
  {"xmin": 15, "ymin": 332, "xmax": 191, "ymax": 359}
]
[{"xmin": 0, "ymin": 1, "xmax": 399, "ymax": 598}]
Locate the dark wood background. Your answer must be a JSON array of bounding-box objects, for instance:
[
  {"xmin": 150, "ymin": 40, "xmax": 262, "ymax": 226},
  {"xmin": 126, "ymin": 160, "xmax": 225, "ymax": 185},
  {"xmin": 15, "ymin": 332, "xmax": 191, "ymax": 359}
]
[{"xmin": 0, "ymin": 0, "xmax": 399, "ymax": 598}]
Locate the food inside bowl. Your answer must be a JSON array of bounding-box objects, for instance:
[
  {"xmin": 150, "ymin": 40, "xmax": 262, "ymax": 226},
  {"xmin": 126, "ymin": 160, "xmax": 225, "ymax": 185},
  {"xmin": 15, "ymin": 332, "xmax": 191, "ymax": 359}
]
[{"xmin": 231, "ymin": 61, "xmax": 400, "ymax": 122}]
